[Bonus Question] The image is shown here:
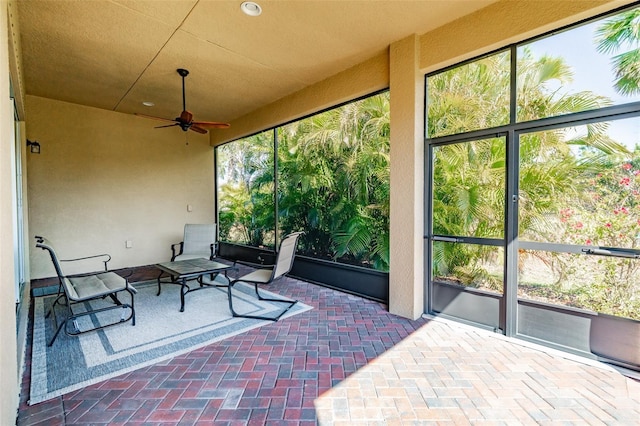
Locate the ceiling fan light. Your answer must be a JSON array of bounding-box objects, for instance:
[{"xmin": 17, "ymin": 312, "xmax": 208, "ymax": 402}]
[{"xmin": 241, "ymin": 1, "xmax": 262, "ymax": 16}]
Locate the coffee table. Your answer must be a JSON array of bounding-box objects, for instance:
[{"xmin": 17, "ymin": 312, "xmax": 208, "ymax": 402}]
[{"xmin": 156, "ymin": 258, "xmax": 233, "ymax": 312}]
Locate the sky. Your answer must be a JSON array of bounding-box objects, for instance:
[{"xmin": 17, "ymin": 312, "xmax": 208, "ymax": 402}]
[{"xmin": 523, "ymin": 14, "xmax": 640, "ymax": 150}]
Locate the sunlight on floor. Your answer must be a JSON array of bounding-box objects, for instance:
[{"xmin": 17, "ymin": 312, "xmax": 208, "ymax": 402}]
[{"xmin": 314, "ymin": 317, "xmax": 640, "ymax": 424}]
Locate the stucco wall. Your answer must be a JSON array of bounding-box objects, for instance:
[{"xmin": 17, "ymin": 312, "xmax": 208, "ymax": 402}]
[
  {"xmin": 26, "ymin": 95, "xmax": 216, "ymax": 279},
  {"xmin": 0, "ymin": 1, "xmax": 18, "ymax": 423},
  {"xmin": 210, "ymin": 53, "xmax": 389, "ymax": 146},
  {"xmin": 388, "ymin": 35, "xmax": 424, "ymax": 319}
]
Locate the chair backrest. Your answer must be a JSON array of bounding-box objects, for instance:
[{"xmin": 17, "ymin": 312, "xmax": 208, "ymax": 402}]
[
  {"xmin": 35, "ymin": 236, "xmax": 67, "ymax": 283},
  {"xmin": 272, "ymin": 232, "xmax": 303, "ymax": 280},
  {"xmin": 182, "ymin": 224, "xmax": 216, "ymax": 255}
]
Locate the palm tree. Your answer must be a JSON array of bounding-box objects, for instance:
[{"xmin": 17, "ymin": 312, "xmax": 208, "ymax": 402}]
[
  {"xmin": 595, "ymin": 7, "xmax": 640, "ymax": 96},
  {"xmin": 428, "ymin": 49, "xmax": 621, "ymax": 281},
  {"xmin": 217, "ymin": 132, "xmax": 274, "ymax": 246},
  {"xmin": 277, "ymin": 92, "xmax": 391, "ymax": 270},
  {"xmin": 516, "ymin": 48, "xmax": 613, "ymax": 121},
  {"xmin": 428, "ymin": 51, "xmax": 510, "ymax": 138}
]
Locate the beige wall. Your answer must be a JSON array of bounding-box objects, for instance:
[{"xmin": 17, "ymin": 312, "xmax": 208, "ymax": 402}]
[
  {"xmin": 389, "ymin": 35, "xmax": 424, "ymax": 319},
  {"xmin": 210, "ymin": 53, "xmax": 389, "ymax": 146},
  {"xmin": 1, "ymin": 1, "xmax": 19, "ymax": 423},
  {"xmin": 26, "ymin": 96, "xmax": 216, "ymax": 279}
]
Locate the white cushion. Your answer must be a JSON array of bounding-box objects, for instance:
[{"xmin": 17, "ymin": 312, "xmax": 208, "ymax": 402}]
[
  {"xmin": 237, "ymin": 268, "xmax": 273, "ymax": 284},
  {"xmin": 66, "ymin": 272, "xmax": 127, "ymax": 301}
]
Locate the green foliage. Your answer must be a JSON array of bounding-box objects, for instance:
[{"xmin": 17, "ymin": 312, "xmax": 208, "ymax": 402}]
[
  {"xmin": 428, "ymin": 52, "xmax": 510, "ymax": 138},
  {"xmin": 432, "ymin": 138, "xmax": 506, "ymax": 240},
  {"xmin": 428, "ymin": 13, "xmax": 640, "ymax": 320},
  {"xmin": 218, "ymin": 92, "xmax": 391, "ymax": 270},
  {"xmin": 217, "ymin": 132, "xmax": 275, "ymax": 248},
  {"xmin": 277, "ymin": 93, "xmax": 391, "ymax": 270},
  {"xmin": 540, "ymin": 152, "xmax": 640, "ymax": 319},
  {"xmin": 595, "ymin": 8, "xmax": 640, "ymax": 96}
]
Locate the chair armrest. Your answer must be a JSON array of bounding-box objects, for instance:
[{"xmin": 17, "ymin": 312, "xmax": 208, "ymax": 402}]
[
  {"xmin": 60, "ymin": 253, "xmax": 112, "ymax": 272},
  {"xmin": 171, "ymin": 242, "xmax": 184, "ymax": 261}
]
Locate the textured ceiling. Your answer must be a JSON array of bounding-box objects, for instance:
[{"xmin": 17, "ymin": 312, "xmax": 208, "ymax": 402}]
[{"xmin": 17, "ymin": 0, "xmax": 496, "ymax": 128}]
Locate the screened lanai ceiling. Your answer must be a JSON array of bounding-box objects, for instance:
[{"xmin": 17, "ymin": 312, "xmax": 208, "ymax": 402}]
[{"xmin": 16, "ymin": 0, "xmax": 497, "ymax": 126}]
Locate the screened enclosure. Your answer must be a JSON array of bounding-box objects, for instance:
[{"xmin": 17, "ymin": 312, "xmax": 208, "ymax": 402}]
[{"xmin": 426, "ymin": 5, "xmax": 640, "ymax": 371}]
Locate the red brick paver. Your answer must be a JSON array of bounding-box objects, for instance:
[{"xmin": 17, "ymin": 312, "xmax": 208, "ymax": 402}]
[{"xmin": 17, "ymin": 270, "xmax": 640, "ymax": 425}]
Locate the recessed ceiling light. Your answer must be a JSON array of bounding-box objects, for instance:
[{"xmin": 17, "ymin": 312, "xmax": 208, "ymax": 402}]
[
  {"xmin": 142, "ymin": 101, "xmax": 155, "ymax": 107},
  {"xmin": 241, "ymin": 1, "xmax": 262, "ymax": 16}
]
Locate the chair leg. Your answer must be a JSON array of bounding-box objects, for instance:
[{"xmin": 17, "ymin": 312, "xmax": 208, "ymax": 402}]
[
  {"xmin": 47, "ymin": 289, "xmax": 136, "ymax": 346},
  {"xmin": 125, "ymin": 286, "xmax": 136, "ymax": 326},
  {"xmin": 48, "ymin": 317, "xmax": 66, "ymax": 347},
  {"xmin": 226, "ymin": 281, "xmax": 298, "ymax": 321},
  {"xmin": 45, "ymin": 293, "xmax": 65, "ymax": 319},
  {"xmin": 47, "ymin": 295, "xmax": 72, "ymax": 347},
  {"xmin": 225, "ymin": 283, "xmax": 244, "ymax": 318}
]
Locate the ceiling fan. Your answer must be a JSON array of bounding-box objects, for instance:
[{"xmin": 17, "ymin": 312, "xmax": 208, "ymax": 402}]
[{"xmin": 136, "ymin": 68, "xmax": 230, "ymax": 134}]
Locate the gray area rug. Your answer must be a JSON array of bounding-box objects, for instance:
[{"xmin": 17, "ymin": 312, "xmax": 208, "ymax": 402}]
[{"xmin": 30, "ymin": 278, "xmax": 312, "ymax": 405}]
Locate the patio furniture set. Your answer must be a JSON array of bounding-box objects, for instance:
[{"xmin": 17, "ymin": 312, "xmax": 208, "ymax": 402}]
[{"xmin": 34, "ymin": 225, "xmax": 303, "ymax": 346}]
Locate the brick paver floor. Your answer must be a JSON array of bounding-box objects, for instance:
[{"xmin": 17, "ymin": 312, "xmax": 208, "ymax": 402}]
[{"xmin": 17, "ymin": 268, "xmax": 640, "ymax": 425}]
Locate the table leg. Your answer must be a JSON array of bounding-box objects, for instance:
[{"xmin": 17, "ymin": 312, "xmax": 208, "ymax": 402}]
[
  {"xmin": 157, "ymin": 270, "xmax": 165, "ymax": 296},
  {"xmin": 180, "ymin": 277, "xmax": 186, "ymax": 312},
  {"xmin": 198, "ymin": 273, "xmax": 217, "ymax": 287}
]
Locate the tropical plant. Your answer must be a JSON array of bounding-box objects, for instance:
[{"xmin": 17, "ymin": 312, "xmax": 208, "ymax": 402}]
[
  {"xmin": 217, "ymin": 132, "xmax": 274, "ymax": 247},
  {"xmin": 428, "ymin": 51, "xmax": 510, "ymax": 138},
  {"xmin": 277, "ymin": 93, "xmax": 391, "ymax": 270},
  {"xmin": 217, "ymin": 92, "xmax": 391, "ymax": 270},
  {"xmin": 595, "ymin": 7, "xmax": 640, "ymax": 96},
  {"xmin": 429, "ymin": 48, "xmax": 620, "ymax": 287},
  {"xmin": 518, "ymin": 150, "xmax": 640, "ymax": 320}
]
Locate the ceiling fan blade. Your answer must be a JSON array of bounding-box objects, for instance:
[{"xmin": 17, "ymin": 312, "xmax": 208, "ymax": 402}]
[
  {"xmin": 135, "ymin": 113, "xmax": 177, "ymax": 123},
  {"xmin": 192, "ymin": 120, "xmax": 231, "ymax": 129},
  {"xmin": 154, "ymin": 123, "xmax": 181, "ymax": 129},
  {"xmin": 189, "ymin": 125, "xmax": 208, "ymax": 134},
  {"xmin": 139, "ymin": 69, "xmax": 227, "ymax": 135}
]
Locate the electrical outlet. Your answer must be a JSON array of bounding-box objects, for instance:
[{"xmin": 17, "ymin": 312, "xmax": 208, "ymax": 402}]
[{"xmin": 125, "ymin": 240, "xmax": 133, "ymax": 248}]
